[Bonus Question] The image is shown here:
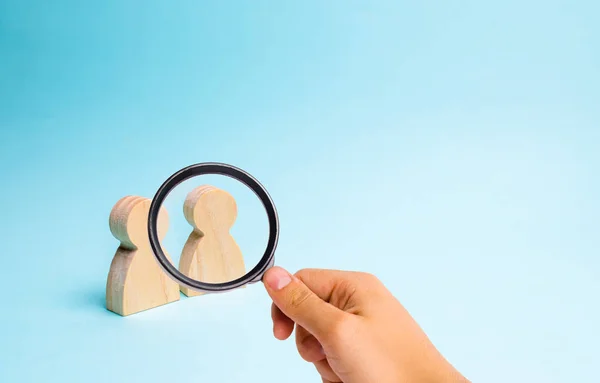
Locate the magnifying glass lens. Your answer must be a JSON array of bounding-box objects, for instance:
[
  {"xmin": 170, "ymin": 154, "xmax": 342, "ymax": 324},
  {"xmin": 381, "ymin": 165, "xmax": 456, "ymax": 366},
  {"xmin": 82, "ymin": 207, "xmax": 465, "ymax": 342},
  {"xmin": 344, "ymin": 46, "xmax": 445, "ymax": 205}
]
[{"xmin": 147, "ymin": 163, "xmax": 279, "ymax": 294}]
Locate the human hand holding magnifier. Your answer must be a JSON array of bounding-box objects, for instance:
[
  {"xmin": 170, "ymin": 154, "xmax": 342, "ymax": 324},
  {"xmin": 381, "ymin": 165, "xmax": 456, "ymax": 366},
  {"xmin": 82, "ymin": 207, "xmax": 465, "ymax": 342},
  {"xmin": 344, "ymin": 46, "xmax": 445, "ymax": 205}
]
[{"xmin": 143, "ymin": 162, "xmax": 470, "ymax": 383}]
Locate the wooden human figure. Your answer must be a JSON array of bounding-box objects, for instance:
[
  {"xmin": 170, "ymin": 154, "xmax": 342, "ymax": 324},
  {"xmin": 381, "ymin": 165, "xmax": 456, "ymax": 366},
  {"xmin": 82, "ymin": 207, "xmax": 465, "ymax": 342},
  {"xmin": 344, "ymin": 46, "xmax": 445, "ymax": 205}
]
[
  {"xmin": 106, "ymin": 196, "xmax": 180, "ymax": 316},
  {"xmin": 178, "ymin": 185, "xmax": 246, "ymax": 297}
]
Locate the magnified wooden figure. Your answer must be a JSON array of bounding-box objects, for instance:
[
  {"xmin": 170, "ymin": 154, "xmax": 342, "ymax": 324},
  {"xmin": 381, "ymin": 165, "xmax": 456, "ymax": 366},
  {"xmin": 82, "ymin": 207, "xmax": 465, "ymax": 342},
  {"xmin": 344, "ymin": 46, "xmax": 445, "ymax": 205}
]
[
  {"xmin": 106, "ymin": 196, "xmax": 180, "ymax": 316},
  {"xmin": 178, "ymin": 185, "xmax": 246, "ymax": 297}
]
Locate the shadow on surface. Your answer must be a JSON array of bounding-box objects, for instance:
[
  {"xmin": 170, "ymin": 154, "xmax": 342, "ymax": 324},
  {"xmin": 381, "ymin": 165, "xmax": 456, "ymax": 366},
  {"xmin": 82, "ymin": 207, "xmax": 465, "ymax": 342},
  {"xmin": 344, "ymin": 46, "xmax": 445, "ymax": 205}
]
[{"xmin": 66, "ymin": 284, "xmax": 118, "ymax": 318}]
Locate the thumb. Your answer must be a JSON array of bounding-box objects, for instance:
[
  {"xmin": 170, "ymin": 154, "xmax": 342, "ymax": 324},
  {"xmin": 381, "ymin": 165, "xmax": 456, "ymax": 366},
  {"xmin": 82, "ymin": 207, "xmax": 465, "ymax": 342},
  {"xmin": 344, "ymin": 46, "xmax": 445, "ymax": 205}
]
[{"xmin": 263, "ymin": 266, "xmax": 346, "ymax": 339}]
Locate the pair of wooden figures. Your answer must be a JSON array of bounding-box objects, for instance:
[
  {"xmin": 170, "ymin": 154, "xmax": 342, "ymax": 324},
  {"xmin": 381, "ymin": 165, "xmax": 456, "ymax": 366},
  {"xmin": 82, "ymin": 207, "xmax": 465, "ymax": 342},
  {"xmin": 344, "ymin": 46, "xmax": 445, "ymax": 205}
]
[{"xmin": 106, "ymin": 186, "xmax": 245, "ymax": 316}]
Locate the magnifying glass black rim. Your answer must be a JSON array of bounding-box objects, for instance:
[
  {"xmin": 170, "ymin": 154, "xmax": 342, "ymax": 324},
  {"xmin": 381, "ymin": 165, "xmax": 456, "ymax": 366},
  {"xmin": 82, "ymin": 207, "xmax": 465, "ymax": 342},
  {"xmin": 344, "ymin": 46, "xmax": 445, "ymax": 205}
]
[{"xmin": 147, "ymin": 162, "xmax": 279, "ymax": 293}]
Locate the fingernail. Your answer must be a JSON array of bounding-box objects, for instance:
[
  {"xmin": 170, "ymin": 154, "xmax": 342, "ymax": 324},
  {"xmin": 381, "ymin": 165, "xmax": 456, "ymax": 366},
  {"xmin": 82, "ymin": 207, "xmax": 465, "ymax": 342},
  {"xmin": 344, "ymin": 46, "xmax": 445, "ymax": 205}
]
[{"xmin": 264, "ymin": 267, "xmax": 292, "ymax": 291}]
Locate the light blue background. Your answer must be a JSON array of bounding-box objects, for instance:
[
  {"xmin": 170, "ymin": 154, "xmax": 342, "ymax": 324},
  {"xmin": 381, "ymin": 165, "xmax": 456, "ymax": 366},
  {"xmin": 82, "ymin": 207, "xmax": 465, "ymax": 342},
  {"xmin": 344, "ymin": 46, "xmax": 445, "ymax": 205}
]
[{"xmin": 1, "ymin": 1, "xmax": 599, "ymax": 382}]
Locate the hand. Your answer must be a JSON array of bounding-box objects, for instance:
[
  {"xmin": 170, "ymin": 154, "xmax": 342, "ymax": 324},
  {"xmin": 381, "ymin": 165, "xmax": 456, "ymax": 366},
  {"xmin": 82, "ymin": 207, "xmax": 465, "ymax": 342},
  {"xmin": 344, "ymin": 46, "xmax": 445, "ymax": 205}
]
[{"xmin": 262, "ymin": 267, "xmax": 470, "ymax": 383}]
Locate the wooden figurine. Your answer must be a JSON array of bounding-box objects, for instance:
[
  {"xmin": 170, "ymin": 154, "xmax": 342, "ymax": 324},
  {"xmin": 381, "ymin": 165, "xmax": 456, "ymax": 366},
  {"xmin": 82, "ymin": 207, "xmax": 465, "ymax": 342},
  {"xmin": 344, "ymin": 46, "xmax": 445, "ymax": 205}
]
[
  {"xmin": 178, "ymin": 185, "xmax": 246, "ymax": 296},
  {"xmin": 106, "ymin": 196, "xmax": 180, "ymax": 316}
]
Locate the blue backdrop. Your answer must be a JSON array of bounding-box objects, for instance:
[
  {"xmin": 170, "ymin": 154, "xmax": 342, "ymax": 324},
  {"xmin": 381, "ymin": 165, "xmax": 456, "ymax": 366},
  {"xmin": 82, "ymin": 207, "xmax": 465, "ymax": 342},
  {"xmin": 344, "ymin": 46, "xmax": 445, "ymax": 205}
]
[{"xmin": 1, "ymin": 1, "xmax": 599, "ymax": 382}]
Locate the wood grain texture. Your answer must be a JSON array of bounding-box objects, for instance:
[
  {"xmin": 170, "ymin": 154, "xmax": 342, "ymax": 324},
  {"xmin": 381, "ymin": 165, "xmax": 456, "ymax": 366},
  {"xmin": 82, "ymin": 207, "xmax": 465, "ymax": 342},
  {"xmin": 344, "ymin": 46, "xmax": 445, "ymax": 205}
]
[
  {"xmin": 106, "ymin": 196, "xmax": 180, "ymax": 316},
  {"xmin": 179, "ymin": 185, "xmax": 246, "ymax": 296}
]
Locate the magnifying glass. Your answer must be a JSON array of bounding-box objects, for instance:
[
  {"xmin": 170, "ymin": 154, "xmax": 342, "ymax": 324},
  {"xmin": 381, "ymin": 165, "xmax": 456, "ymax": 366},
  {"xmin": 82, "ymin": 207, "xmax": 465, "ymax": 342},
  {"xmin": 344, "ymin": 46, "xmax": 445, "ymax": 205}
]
[{"xmin": 147, "ymin": 162, "xmax": 279, "ymax": 294}]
